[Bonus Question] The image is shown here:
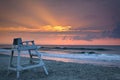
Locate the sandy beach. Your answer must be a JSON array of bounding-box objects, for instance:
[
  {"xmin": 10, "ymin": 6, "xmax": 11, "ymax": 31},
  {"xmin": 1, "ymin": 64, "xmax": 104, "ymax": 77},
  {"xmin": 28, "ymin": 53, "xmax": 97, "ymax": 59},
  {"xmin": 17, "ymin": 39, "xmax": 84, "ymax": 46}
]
[{"xmin": 0, "ymin": 54, "xmax": 120, "ymax": 80}]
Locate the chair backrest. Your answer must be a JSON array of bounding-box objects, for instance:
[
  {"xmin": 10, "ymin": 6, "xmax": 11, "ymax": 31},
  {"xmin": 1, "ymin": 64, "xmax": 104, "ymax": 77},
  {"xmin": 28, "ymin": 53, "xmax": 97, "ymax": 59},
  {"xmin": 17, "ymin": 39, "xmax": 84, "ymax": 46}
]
[
  {"xmin": 12, "ymin": 38, "xmax": 38, "ymax": 50},
  {"xmin": 13, "ymin": 38, "xmax": 23, "ymax": 46}
]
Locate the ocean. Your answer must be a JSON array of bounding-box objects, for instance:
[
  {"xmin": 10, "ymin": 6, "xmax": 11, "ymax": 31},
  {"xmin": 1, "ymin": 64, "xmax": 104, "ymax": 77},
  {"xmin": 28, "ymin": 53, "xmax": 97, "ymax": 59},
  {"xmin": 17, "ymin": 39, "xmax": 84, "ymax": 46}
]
[{"xmin": 0, "ymin": 44, "xmax": 120, "ymax": 67}]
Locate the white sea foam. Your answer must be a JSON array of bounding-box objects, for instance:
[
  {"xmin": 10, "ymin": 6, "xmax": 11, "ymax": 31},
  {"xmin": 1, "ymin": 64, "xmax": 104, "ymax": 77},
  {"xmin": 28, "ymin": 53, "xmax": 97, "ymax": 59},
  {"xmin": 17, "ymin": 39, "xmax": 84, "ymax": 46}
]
[{"xmin": 41, "ymin": 52, "xmax": 120, "ymax": 61}]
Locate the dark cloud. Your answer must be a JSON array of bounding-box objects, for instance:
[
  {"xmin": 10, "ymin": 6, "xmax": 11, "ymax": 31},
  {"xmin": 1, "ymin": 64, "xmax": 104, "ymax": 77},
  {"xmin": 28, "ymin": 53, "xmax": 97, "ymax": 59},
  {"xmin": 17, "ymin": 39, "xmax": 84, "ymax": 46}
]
[
  {"xmin": 70, "ymin": 32, "xmax": 101, "ymax": 41},
  {"xmin": 70, "ymin": 23, "xmax": 120, "ymax": 41},
  {"xmin": 111, "ymin": 24, "xmax": 120, "ymax": 38},
  {"xmin": 103, "ymin": 23, "xmax": 120, "ymax": 38},
  {"xmin": 61, "ymin": 22, "xmax": 120, "ymax": 41}
]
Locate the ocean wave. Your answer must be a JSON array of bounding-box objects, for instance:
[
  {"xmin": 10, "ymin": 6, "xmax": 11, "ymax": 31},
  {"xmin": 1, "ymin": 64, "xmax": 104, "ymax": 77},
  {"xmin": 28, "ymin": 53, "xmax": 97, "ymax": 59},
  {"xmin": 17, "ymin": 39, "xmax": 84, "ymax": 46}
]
[
  {"xmin": 41, "ymin": 46, "xmax": 112, "ymax": 51},
  {"xmin": 0, "ymin": 48, "xmax": 120, "ymax": 61},
  {"xmin": 41, "ymin": 52, "xmax": 120, "ymax": 61}
]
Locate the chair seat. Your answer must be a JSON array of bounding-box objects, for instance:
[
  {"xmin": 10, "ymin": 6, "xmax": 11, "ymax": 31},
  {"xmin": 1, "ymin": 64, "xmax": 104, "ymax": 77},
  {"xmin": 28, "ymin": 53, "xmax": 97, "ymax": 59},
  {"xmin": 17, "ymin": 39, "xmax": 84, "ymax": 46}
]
[{"xmin": 18, "ymin": 45, "xmax": 37, "ymax": 50}]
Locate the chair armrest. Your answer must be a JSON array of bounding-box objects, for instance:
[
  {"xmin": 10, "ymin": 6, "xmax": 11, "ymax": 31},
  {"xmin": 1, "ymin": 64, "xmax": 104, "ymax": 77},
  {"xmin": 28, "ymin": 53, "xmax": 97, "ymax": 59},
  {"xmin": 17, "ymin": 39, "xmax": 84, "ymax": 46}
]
[
  {"xmin": 22, "ymin": 40, "xmax": 35, "ymax": 45},
  {"xmin": 22, "ymin": 40, "xmax": 34, "ymax": 43}
]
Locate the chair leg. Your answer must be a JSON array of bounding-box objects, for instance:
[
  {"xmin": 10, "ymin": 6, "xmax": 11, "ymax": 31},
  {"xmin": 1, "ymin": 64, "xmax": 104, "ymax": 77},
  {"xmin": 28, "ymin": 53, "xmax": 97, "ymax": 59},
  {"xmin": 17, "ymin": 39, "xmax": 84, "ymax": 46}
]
[
  {"xmin": 43, "ymin": 66, "xmax": 48, "ymax": 75},
  {"xmin": 35, "ymin": 50, "xmax": 49, "ymax": 75},
  {"xmin": 17, "ymin": 71, "xmax": 20, "ymax": 78},
  {"xmin": 9, "ymin": 50, "xmax": 14, "ymax": 67},
  {"xmin": 28, "ymin": 50, "xmax": 33, "ymax": 63},
  {"xmin": 7, "ymin": 69, "xmax": 10, "ymax": 76},
  {"xmin": 17, "ymin": 50, "xmax": 21, "ymax": 78},
  {"xmin": 8, "ymin": 50, "xmax": 14, "ymax": 76}
]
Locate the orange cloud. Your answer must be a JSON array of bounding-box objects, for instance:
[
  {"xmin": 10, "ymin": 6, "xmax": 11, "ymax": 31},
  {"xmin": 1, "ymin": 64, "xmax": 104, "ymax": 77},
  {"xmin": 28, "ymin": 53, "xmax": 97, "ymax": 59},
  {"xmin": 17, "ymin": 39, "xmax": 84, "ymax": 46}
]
[
  {"xmin": 0, "ymin": 25, "xmax": 71, "ymax": 32},
  {"xmin": 39, "ymin": 25, "xmax": 71, "ymax": 32}
]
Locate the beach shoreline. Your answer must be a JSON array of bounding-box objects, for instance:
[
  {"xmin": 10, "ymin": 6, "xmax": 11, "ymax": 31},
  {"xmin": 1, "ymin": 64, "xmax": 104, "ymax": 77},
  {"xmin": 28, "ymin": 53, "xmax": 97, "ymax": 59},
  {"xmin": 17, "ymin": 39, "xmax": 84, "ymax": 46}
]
[{"xmin": 0, "ymin": 54, "xmax": 120, "ymax": 80}]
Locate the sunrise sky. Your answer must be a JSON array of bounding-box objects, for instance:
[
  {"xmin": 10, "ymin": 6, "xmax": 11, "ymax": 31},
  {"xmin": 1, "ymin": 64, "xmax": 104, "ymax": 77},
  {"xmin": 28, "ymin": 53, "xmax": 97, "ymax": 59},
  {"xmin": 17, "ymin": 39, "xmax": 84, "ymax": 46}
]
[{"xmin": 0, "ymin": 0, "xmax": 120, "ymax": 45}]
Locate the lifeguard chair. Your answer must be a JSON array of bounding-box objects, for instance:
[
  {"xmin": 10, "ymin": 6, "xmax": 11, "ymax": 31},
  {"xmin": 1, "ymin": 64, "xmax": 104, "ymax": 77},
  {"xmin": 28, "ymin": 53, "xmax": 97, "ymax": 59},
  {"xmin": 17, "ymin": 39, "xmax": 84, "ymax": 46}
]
[{"xmin": 8, "ymin": 38, "xmax": 48, "ymax": 78}]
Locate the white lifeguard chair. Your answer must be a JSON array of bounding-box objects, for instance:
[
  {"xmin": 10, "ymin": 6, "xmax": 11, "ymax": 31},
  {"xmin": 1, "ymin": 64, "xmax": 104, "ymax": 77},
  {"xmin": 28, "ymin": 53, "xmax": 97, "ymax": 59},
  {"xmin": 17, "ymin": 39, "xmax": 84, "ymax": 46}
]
[{"xmin": 8, "ymin": 38, "xmax": 48, "ymax": 78}]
